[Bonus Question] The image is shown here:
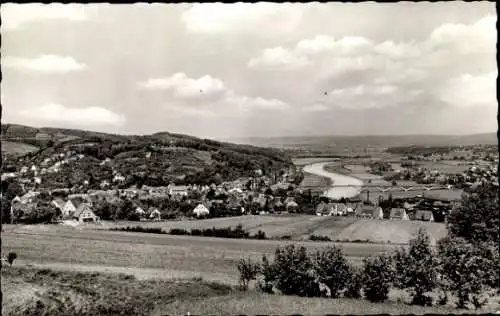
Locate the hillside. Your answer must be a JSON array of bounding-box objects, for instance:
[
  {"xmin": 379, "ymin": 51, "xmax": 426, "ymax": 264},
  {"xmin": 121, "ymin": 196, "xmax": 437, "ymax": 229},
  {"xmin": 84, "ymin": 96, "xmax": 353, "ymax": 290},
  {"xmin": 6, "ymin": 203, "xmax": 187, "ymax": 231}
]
[{"xmin": 1, "ymin": 123, "xmax": 293, "ymax": 187}]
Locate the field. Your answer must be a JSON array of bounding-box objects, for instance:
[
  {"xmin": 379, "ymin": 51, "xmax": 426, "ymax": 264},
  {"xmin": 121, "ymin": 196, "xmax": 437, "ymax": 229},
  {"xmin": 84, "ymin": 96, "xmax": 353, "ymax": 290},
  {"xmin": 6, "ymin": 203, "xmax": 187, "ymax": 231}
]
[
  {"xmin": 1, "ymin": 141, "xmax": 39, "ymax": 156},
  {"xmin": 292, "ymin": 157, "xmax": 339, "ymax": 166},
  {"xmin": 96, "ymin": 214, "xmax": 447, "ymax": 244},
  {"xmin": 391, "ymin": 161, "xmax": 470, "ymax": 174},
  {"xmin": 3, "ymin": 266, "xmax": 494, "ymax": 316},
  {"xmin": 1, "ymin": 216, "xmax": 447, "ymax": 284}
]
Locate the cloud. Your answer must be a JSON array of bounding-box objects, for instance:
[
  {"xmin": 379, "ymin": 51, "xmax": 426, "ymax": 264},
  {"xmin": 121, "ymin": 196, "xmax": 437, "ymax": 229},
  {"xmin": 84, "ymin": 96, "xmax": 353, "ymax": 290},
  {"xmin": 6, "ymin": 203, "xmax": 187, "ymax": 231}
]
[
  {"xmin": 1, "ymin": 3, "xmax": 89, "ymax": 30},
  {"xmin": 181, "ymin": 3, "xmax": 302, "ymax": 35},
  {"xmin": 295, "ymin": 35, "xmax": 373, "ymax": 56},
  {"xmin": 2, "ymin": 55, "xmax": 86, "ymax": 73},
  {"xmin": 18, "ymin": 103, "xmax": 126, "ymax": 127},
  {"xmin": 139, "ymin": 73, "xmax": 226, "ymax": 100},
  {"xmin": 139, "ymin": 73, "xmax": 290, "ymax": 116},
  {"xmin": 247, "ymin": 47, "xmax": 311, "ymax": 70},
  {"xmin": 439, "ymin": 71, "xmax": 497, "ymax": 108},
  {"xmin": 302, "ymin": 103, "xmax": 328, "ymax": 112}
]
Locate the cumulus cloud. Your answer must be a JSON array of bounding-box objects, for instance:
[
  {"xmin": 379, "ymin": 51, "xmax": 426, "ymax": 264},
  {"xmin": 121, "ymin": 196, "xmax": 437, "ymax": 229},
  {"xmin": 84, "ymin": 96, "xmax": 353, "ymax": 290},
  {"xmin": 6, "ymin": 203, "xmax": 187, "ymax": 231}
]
[
  {"xmin": 139, "ymin": 73, "xmax": 289, "ymax": 116},
  {"xmin": 18, "ymin": 103, "xmax": 126, "ymax": 127},
  {"xmin": 181, "ymin": 3, "xmax": 302, "ymax": 35},
  {"xmin": 2, "ymin": 55, "xmax": 86, "ymax": 73},
  {"xmin": 302, "ymin": 103, "xmax": 329, "ymax": 112},
  {"xmin": 139, "ymin": 73, "xmax": 226, "ymax": 100},
  {"xmin": 439, "ymin": 71, "xmax": 497, "ymax": 108},
  {"xmin": 1, "ymin": 3, "xmax": 89, "ymax": 30},
  {"xmin": 247, "ymin": 47, "xmax": 311, "ymax": 70}
]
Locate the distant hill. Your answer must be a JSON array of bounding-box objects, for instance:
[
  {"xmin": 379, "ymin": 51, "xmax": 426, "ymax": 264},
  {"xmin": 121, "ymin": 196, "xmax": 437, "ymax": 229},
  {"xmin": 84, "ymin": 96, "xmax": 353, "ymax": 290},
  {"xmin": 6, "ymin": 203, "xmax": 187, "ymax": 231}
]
[
  {"xmin": 228, "ymin": 133, "xmax": 498, "ymax": 149},
  {"xmin": 1, "ymin": 123, "xmax": 293, "ymax": 187}
]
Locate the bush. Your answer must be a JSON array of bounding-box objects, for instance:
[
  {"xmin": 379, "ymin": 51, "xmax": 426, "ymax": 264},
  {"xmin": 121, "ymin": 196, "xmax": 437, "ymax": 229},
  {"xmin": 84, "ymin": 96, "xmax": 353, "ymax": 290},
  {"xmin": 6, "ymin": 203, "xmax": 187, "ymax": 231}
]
[
  {"xmin": 309, "ymin": 235, "xmax": 331, "ymax": 242},
  {"xmin": 362, "ymin": 254, "xmax": 394, "ymax": 303},
  {"xmin": 252, "ymin": 230, "xmax": 267, "ymax": 240},
  {"xmin": 437, "ymin": 237, "xmax": 495, "ymax": 309},
  {"xmin": 312, "ymin": 246, "xmax": 351, "ymax": 298},
  {"xmin": 392, "ymin": 229, "xmax": 438, "ymax": 306},
  {"xmin": 110, "ymin": 226, "xmax": 166, "ymax": 234},
  {"xmin": 259, "ymin": 254, "xmax": 277, "ymax": 294},
  {"xmin": 7, "ymin": 252, "xmax": 17, "ymax": 266},
  {"xmin": 169, "ymin": 228, "xmax": 189, "ymax": 235},
  {"xmin": 273, "ymin": 244, "xmax": 320, "ymax": 297},
  {"xmin": 237, "ymin": 257, "xmax": 260, "ymax": 291},
  {"xmin": 345, "ymin": 266, "xmax": 363, "ymax": 298}
]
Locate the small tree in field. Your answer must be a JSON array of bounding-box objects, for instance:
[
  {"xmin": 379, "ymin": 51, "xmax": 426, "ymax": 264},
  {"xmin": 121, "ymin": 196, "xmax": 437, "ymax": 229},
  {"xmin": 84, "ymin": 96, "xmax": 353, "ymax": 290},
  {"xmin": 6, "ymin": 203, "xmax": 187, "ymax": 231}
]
[
  {"xmin": 273, "ymin": 244, "xmax": 320, "ymax": 297},
  {"xmin": 392, "ymin": 229, "xmax": 438, "ymax": 306},
  {"xmin": 345, "ymin": 265, "xmax": 363, "ymax": 298},
  {"xmin": 259, "ymin": 254, "xmax": 277, "ymax": 293},
  {"xmin": 7, "ymin": 252, "xmax": 17, "ymax": 266},
  {"xmin": 312, "ymin": 246, "xmax": 351, "ymax": 298},
  {"xmin": 237, "ymin": 257, "xmax": 260, "ymax": 291},
  {"xmin": 437, "ymin": 237, "xmax": 493, "ymax": 309},
  {"xmin": 362, "ymin": 254, "xmax": 394, "ymax": 303}
]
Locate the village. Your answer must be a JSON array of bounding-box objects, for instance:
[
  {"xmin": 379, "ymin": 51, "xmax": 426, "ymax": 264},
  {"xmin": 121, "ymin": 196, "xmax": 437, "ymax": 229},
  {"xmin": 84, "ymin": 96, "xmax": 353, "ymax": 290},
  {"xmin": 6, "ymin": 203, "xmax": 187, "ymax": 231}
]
[{"xmin": 3, "ymin": 143, "xmax": 494, "ymax": 225}]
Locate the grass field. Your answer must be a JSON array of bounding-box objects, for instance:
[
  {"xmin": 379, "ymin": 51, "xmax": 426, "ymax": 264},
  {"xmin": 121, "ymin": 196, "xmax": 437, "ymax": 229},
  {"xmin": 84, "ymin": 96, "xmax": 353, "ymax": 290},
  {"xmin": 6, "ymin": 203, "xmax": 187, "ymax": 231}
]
[
  {"xmin": 1, "ymin": 216, "xmax": 447, "ymax": 285},
  {"xmin": 3, "ymin": 265, "xmax": 497, "ymax": 316},
  {"xmin": 1, "ymin": 141, "xmax": 39, "ymax": 156},
  {"xmin": 93, "ymin": 214, "xmax": 447, "ymax": 244}
]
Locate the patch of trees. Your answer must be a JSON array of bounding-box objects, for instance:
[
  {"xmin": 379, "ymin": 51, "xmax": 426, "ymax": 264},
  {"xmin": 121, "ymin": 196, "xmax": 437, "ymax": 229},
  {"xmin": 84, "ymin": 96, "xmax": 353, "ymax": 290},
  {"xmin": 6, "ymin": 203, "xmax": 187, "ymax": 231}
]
[{"xmin": 386, "ymin": 146, "xmax": 455, "ymax": 155}]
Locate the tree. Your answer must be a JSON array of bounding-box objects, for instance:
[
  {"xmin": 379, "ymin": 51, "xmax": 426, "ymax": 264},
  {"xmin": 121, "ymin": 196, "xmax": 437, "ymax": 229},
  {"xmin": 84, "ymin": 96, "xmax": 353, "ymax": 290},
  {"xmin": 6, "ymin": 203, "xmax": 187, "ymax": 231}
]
[
  {"xmin": 362, "ymin": 254, "xmax": 394, "ymax": 303},
  {"xmin": 273, "ymin": 244, "xmax": 320, "ymax": 297},
  {"xmin": 392, "ymin": 229, "xmax": 438, "ymax": 306},
  {"xmin": 437, "ymin": 237, "xmax": 495, "ymax": 309},
  {"xmin": 237, "ymin": 257, "xmax": 260, "ymax": 291},
  {"xmin": 446, "ymin": 183, "xmax": 499, "ymax": 244},
  {"xmin": 312, "ymin": 246, "xmax": 351, "ymax": 298},
  {"xmin": 5, "ymin": 182, "xmax": 23, "ymax": 201},
  {"xmin": 7, "ymin": 252, "xmax": 17, "ymax": 266}
]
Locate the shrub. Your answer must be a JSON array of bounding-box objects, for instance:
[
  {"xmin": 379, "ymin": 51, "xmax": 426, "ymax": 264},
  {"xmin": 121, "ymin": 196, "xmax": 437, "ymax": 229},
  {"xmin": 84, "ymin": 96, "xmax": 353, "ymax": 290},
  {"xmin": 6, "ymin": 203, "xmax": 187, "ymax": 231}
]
[
  {"xmin": 437, "ymin": 237, "xmax": 494, "ymax": 309},
  {"xmin": 392, "ymin": 229, "xmax": 438, "ymax": 306},
  {"xmin": 169, "ymin": 228, "xmax": 189, "ymax": 235},
  {"xmin": 253, "ymin": 230, "xmax": 267, "ymax": 240},
  {"xmin": 345, "ymin": 266, "xmax": 363, "ymax": 298},
  {"xmin": 259, "ymin": 254, "xmax": 277, "ymax": 294},
  {"xmin": 362, "ymin": 254, "xmax": 394, "ymax": 303},
  {"xmin": 7, "ymin": 252, "xmax": 17, "ymax": 266},
  {"xmin": 190, "ymin": 228, "xmax": 202, "ymax": 236},
  {"xmin": 273, "ymin": 244, "xmax": 320, "ymax": 297},
  {"xmin": 309, "ymin": 235, "xmax": 331, "ymax": 242},
  {"xmin": 312, "ymin": 246, "xmax": 351, "ymax": 298},
  {"xmin": 237, "ymin": 257, "xmax": 260, "ymax": 291}
]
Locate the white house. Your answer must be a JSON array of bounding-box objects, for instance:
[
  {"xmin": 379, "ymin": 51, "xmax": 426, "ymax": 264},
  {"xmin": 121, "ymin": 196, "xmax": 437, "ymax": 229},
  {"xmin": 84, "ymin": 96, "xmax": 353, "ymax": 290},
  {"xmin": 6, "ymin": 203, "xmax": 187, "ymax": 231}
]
[
  {"xmin": 193, "ymin": 203, "xmax": 210, "ymax": 217},
  {"xmin": 149, "ymin": 208, "xmax": 161, "ymax": 221},
  {"xmin": 113, "ymin": 173, "xmax": 126, "ymax": 183},
  {"xmin": 62, "ymin": 200, "xmax": 77, "ymax": 218},
  {"xmin": 73, "ymin": 204, "xmax": 99, "ymax": 223}
]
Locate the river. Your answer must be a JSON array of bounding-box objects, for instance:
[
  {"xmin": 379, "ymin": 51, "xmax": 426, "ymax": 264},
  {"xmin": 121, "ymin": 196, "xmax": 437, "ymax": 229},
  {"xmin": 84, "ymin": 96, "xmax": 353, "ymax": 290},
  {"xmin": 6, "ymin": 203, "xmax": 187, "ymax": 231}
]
[{"xmin": 303, "ymin": 162, "xmax": 364, "ymax": 199}]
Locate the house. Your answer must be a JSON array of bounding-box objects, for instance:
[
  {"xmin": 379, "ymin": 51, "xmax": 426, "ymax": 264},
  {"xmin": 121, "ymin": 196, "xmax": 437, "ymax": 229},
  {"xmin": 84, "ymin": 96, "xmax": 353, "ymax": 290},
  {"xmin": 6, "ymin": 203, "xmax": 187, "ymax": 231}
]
[
  {"xmin": 373, "ymin": 206, "xmax": 384, "ymax": 220},
  {"xmin": 286, "ymin": 200, "xmax": 299, "ymax": 212},
  {"xmin": 20, "ymin": 191, "xmax": 40, "ymax": 204},
  {"xmin": 389, "ymin": 208, "xmax": 409, "ymax": 220},
  {"xmin": 356, "ymin": 205, "xmax": 377, "ymax": 219},
  {"xmin": 414, "ymin": 210, "xmax": 435, "ymax": 222},
  {"xmin": 62, "ymin": 200, "xmax": 78, "ymax": 218},
  {"xmin": 169, "ymin": 185, "xmax": 189, "ymax": 197},
  {"xmin": 51, "ymin": 198, "xmax": 66, "ymax": 211},
  {"xmin": 135, "ymin": 206, "xmax": 146, "ymax": 217},
  {"xmin": 73, "ymin": 203, "xmax": 99, "ymax": 223},
  {"xmin": 113, "ymin": 173, "xmax": 126, "ymax": 183},
  {"xmin": 20, "ymin": 166, "xmax": 28, "ymax": 174},
  {"xmin": 332, "ymin": 203, "xmax": 348, "ymax": 216},
  {"xmin": 193, "ymin": 203, "xmax": 210, "ymax": 218},
  {"xmin": 149, "ymin": 208, "xmax": 161, "ymax": 221}
]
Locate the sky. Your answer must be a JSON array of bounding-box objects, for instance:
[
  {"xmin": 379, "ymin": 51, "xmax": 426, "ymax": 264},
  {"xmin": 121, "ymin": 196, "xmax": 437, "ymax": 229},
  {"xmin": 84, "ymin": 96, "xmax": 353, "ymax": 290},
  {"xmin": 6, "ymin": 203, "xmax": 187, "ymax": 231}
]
[{"xmin": 1, "ymin": 2, "xmax": 497, "ymax": 139}]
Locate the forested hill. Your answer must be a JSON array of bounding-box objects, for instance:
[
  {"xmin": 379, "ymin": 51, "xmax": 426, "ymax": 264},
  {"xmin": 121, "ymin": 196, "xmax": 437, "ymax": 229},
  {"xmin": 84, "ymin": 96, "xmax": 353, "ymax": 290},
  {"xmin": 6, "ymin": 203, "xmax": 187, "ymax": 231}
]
[{"xmin": 1, "ymin": 124, "xmax": 293, "ymax": 186}]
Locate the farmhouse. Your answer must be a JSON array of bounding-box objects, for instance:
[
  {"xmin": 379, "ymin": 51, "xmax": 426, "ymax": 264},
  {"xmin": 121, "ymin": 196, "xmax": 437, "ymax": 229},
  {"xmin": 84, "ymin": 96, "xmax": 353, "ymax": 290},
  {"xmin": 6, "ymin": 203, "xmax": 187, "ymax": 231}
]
[
  {"xmin": 73, "ymin": 203, "xmax": 99, "ymax": 223},
  {"xmin": 389, "ymin": 208, "xmax": 409, "ymax": 220},
  {"xmin": 169, "ymin": 185, "xmax": 189, "ymax": 197},
  {"xmin": 414, "ymin": 210, "xmax": 435, "ymax": 222},
  {"xmin": 62, "ymin": 200, "xmax": 78, "ymax": 218},
  {"xmin": 149, "ymin": 208, "xmax": 161, "ymax": 221},
  {"xmin": 51, "ymin": 198, "xmax": 66, "ymax": 211},
  {"xmin": 193, "ymin": 203, "xmax": 210, "ymax": 217}
]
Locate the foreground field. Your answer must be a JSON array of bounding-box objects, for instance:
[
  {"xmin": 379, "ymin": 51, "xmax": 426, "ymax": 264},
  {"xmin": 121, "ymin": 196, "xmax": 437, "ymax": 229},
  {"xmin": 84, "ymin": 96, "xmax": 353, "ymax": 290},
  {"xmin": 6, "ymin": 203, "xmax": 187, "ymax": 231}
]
[
  {"xmin": 2, "ymin": 224, "xmax": 402, "ymax": 284},
  {"xmin": 93, "ymin": 215, "xmax": 447, "ymax": 244},
  {"xmin": 3, "ymin": 266, "xmax": 497, "ymax": 316}
]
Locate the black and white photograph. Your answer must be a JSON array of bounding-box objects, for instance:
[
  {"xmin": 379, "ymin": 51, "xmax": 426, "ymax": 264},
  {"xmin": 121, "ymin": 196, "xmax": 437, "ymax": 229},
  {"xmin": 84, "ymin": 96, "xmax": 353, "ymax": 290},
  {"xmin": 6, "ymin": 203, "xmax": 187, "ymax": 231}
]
[{"xmin": 1, "ymin": 2, "xmax": 498, "ymax": 315}]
